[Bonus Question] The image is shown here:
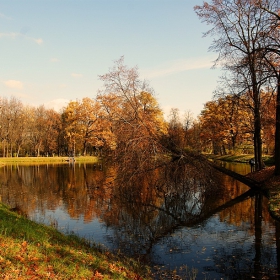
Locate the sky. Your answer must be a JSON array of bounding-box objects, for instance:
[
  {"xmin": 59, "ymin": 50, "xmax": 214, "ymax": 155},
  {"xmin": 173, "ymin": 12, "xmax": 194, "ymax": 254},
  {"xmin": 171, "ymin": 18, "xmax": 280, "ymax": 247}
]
[{"xmin": 0, "ymin": 0, "xmax": 221, "ymax": 119}]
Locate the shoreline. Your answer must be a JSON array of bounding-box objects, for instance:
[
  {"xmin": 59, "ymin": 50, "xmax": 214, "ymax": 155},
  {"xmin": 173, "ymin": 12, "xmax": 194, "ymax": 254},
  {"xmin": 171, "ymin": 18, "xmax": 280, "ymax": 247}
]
[{"xmin": 0, "ymin": 156, "xmax": 99, "ymax": 165}]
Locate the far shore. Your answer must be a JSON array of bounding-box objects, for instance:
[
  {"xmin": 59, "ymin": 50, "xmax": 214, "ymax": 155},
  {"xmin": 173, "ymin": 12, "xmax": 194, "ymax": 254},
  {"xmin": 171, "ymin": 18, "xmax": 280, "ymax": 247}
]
[{"xmin": 0, "ymin": 155, "xmax": 99, "ymax": 165}]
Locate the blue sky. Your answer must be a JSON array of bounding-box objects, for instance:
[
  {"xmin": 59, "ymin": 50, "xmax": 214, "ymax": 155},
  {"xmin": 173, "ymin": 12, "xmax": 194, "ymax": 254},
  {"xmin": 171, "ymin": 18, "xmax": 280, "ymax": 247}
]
[{"xmin": 0, "ymin": 0, "xmax": 220, "ymax": 119}]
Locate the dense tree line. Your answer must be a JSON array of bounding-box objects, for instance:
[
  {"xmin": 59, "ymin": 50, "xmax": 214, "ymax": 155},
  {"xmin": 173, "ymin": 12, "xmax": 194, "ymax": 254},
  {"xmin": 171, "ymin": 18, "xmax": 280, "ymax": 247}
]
[
  {"xmin": 199, "ymin": 92, "xmax": 276, "ymax": 156},
  {"xmin": 0, "ymin": 59, "xmax": 277, "ymax": 163},
  {"xmin": 1, "ymin": 91, "xmax": 275, "ymax": 158}
]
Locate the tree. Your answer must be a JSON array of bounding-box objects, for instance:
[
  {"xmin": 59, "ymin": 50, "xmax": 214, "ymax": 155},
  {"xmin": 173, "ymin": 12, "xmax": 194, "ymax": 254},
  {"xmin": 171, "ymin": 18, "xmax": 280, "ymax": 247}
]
[
  {"xmin": 98, "ymin": 57, "xmax": 167, "ymax": 167},
  {"xmin": 0, "ymin": 97, "xmax": 28, "ymax": 157},
  {"xmin": 261, "ymin": 91, "xmax": 276, "ymax": 154},
  {"xmin": 27, "ymin": 105, "xmax": 60, "ymax": 156},
  {"xmin": 42, "ymin": 109, "xmax": 61, "ymax": 156},
  {"xmin": 62, "ymin": 97, "xmax": 115, "ymax": 156},
  {"xmin": 195, "ymin": 0, "xmax": 276, "ymax": 170},
  {"xmin": 199, "ymin": 90, "xmax": 277, "ymax": 155},
  {"xmin": 253, "ymin": 0, "xmax": 280, "ymax": 174},
  {"xmin": 166, "ymin": 108, "xmax": 185, "ymax": 151}
]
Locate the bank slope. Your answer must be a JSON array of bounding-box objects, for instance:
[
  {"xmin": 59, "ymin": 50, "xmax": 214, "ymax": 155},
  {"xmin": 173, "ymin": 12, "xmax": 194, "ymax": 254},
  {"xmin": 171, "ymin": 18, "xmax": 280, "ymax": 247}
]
[{"xmin": 0, "ymin": 203, "xmax": 151, "ymax": 280}]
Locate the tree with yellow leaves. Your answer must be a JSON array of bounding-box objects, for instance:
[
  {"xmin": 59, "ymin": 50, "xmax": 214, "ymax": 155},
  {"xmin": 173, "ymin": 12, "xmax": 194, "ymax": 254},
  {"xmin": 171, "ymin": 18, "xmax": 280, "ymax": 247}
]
[{"xmin": 62, "ymin": 97, "xmax": 115, "ymax": 156}]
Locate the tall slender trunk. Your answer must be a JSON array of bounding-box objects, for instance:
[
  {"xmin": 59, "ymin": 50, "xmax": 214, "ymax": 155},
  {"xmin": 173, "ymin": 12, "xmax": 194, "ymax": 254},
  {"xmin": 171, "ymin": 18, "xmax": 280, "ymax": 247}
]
[
  {"xmin": 253, "ymin": 87, "xmax": 263, "ymax": 171},
  {"xmin": 254, "ymin": 113, "xmax": 263, "ymax": 171},
  {"xmin": 275, "ymin": 71, "xmax": 280, "ymax": 175}
]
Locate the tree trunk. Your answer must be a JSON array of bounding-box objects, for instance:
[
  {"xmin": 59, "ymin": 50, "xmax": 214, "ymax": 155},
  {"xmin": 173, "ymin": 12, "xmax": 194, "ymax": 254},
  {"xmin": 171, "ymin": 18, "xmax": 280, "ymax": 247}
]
[
  {"xmin": 275, "ymin": 72, "xmax": 280, "ymax": 175},
  {"xmin": 253, "ymin": 93, "xmax": 263, "ymax": 171},
  {"xmin": 16, "ymin": 146, "xmax": 21, "ymax": 157}
]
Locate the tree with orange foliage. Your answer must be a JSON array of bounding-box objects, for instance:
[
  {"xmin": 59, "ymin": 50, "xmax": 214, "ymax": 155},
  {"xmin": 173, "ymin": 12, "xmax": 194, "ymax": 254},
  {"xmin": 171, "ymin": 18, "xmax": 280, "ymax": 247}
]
[
  {"xmin": 62, "ymin": 97, "xmax": 115, "ymax": 156},
  {"xmin": 199, "ymin": 91, "xmax": 277, "ymax": 156}
]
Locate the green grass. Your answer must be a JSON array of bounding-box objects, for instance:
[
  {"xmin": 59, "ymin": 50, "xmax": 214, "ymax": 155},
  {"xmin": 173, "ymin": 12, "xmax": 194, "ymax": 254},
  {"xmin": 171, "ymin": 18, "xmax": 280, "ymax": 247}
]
[
  {"xmin": 0, "ymin": 203, "xmax": 151, "ymax": 279},
  {"xmin": 0, "ymin": 156, "xmax": 99, "ymax": 165},
  {"xmin": 205, "ymin": 153, "xmax": 274, "ymax": 166}
]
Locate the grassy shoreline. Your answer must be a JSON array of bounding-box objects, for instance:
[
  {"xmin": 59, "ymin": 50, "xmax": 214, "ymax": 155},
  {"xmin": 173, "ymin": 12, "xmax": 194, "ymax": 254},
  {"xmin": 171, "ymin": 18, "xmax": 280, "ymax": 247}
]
[
  {"xmin": 205, "ymin": 153, "xmax": 275, "ymax": 166},
  {"xmin": 0, "ymin": 203, "xmax": 151, "ymax": 279},
  {"xmin": 0, "ymin": 156, "xmax": 99, "ymax": 165}
]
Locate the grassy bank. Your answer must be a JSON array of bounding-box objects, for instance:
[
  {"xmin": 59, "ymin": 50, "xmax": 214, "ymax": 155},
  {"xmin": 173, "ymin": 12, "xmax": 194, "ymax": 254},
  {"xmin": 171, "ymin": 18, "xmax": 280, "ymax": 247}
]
[
  {"xmin": 0, "ymin": 156, "xmax": 99, "ymax": 165},
  {"xmin": 205, "ymin": 153, "xmax": 275, "ymax": 166},
  {"xmin": 0, "ymin": 203, "xmax": 151, "ymax": 279}
]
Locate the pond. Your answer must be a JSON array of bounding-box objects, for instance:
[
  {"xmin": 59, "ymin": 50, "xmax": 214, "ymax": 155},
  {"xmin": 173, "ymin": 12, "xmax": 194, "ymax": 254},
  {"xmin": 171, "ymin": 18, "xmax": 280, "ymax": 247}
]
[{"xmin": 0, "ymin": 159, "xmax": 279, "ymax": 279}]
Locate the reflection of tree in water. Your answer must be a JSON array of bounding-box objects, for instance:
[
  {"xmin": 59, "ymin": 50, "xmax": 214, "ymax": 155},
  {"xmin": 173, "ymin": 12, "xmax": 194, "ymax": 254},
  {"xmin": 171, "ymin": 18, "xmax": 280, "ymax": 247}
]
[
  {"xmin": 98, "ymin": 157, "xmax": 280, "ymax": 279},
  {"xmin": 102, "ymin": 158, "xmax": 224, "ymax": 260},
  {"xmin": 203, "ymin": 193, "xmax": 279, "ymax": 279},
  {"xmin": 208, "ymin": 244, "xmax": 278, "ymax": 279},
  {"xmin": 0, "ymin": 163, "xmax": 112, "ymax": 221}
]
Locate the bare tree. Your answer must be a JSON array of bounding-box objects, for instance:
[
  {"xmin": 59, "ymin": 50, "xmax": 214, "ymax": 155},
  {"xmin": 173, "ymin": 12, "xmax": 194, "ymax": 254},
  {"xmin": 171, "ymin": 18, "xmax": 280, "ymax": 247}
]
[{"xmin": 98, "ymin": 57, "xmax": 167, "ymax": 168}]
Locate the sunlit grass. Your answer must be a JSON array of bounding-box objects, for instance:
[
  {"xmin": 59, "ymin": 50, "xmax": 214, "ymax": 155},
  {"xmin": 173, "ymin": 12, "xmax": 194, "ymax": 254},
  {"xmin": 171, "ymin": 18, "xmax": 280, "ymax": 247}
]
[
  {"xmin": 0, "ymin": 203, "xmax": 151, "ymax": 279},
  {"xmin": 205, "ymin": 153, "xmax": 274, "ymax": 166},
  {"xmin": 0, "ymin": 156, "xmax": 99, "ymax": 165}
]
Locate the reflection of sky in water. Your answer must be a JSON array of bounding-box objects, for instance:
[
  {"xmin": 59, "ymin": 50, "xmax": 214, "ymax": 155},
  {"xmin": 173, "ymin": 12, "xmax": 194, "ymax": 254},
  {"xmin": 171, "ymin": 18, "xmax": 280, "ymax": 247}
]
[{"xmin": 31, "ymin": 206, "xmax": 114, "ymax": 248}]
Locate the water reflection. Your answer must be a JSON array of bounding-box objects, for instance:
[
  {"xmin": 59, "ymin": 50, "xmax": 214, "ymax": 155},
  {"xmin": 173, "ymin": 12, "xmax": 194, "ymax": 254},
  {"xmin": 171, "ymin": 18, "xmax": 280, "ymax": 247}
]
[{"xmin": 0, "ymin": 160, "xmax": 279, "ymax": 279}]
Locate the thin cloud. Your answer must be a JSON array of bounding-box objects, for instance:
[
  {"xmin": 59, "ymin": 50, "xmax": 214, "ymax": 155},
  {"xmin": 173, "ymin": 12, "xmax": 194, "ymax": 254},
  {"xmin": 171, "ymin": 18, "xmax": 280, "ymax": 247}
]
[
  {"xmin": 45, "ymin": 98, "xmax": 69, "ymax": 112},
  {"xmin": 33, "ymin": 37, "xmax": 43, "ymax": 45},
  {"xmin": 4, "ymin": 80, "xmax": 23, "ymax": 90},
  {"xmin": 0, "ymin": 13, "xmax": 12, "ymax": 20},
  {"xmin": 0, "ymin": 32, "xmax": 43, "ymax": 45},
  {"xmin": 71, "ymin": 73, "xmax": 83, "ymax": 78},
  {"xmin": 50, "ymin": 58, "xmax": 59, "ymax": 63},
  {"xmin": 0, "ymin": 32, "xmax": 17, "ymax": 39},
  {"xmin": 141, "ymin": 57, "xmax": 216, "ymax": 79}
]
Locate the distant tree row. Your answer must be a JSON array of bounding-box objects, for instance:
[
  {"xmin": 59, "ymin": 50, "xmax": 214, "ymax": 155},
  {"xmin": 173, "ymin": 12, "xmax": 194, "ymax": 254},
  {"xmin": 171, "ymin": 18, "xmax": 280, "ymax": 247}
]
[
  {"xmin": 0, "ymin": 97, "xmax": 61, "ymax": 157},
  {"xmin": 0, "ymin": 91, "xmax": 275, "ymax": 159}
]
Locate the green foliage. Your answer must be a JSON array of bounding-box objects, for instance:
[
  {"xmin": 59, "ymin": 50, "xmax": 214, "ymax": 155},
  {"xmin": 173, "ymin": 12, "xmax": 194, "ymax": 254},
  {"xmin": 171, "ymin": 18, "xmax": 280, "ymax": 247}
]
[{"xmin": 205, "ymin": 153, "xmax": 274, "ymax": 166}]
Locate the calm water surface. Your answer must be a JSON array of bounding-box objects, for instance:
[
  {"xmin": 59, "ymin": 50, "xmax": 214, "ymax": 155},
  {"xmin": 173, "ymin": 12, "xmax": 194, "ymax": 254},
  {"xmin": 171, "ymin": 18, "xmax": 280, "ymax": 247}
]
[{"xmin": 0, "ymin": 160, "xmax": 279, "ymax": 279}]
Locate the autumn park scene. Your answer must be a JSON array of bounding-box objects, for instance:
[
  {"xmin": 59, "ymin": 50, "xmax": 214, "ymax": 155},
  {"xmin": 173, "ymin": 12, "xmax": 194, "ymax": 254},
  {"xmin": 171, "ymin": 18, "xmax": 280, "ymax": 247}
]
[{"xmin": 1, "ymin": 0, "xmax": 280, "ymax": 279}]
